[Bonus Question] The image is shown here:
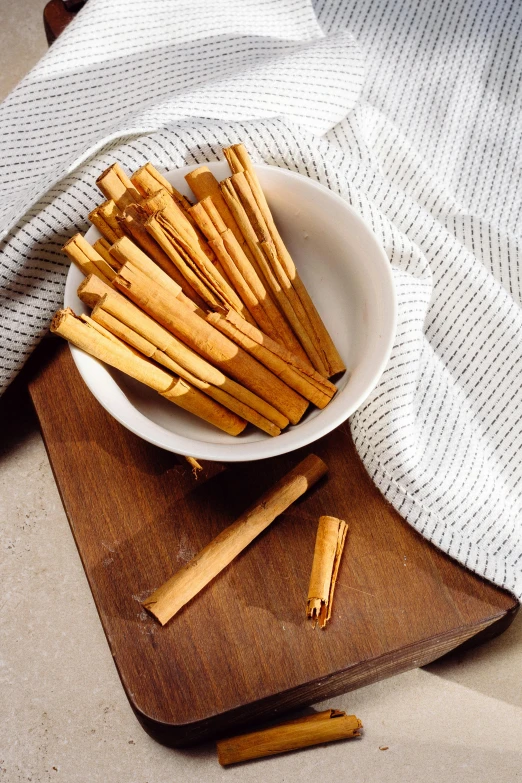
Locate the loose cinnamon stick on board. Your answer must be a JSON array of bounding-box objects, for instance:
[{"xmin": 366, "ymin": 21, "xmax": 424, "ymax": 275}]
[
  {"xmin": 96, "ymin": 162, "xmax": 142, "ymax": 210},
  {"xmin": 185, "ymin": 456, "xmax": 202, "ymax": 476},
  {"xmin": 217, "ymin": 709, "xmax": 362, "ymax": 765},
  {"xmin": 131, "ymin": 162, "xmax": 193, "ymax": 212},
  {"xmin": 224, "ymin": 143, "xmax": 345, "ymax": 376},
  {"xmin": 113, "ymin": 262, "xmax": 308, "ymax": 425},
  {"xmin": 88, "ymin": 200, "xmax": 124, "ymax": 244},
  {"xmin": 118, "ymin": 204, "xmax": 207, "ymax": 310},
  {"xmin": 78, "ymin": 275, "xmax": 288, "ymax": 431},
  {"xmin": 51, "ymin": 308, "xmax": 246, "ymax": 436},
  {"xmin": 307, "ymin": 516, "xmax": 348, "ymax": 628},
  {"xmin": 143, "ymin": 454, "xmax": 328, "ymax": 625},
  {"xmin": 63, "ymin": 234, "xmax": 115, "ymax": 285}
]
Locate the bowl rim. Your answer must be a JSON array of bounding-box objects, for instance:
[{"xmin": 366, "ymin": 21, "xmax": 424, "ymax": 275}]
[{"xmin": 66, "ymin": 162, "xmax": 397, "ymax": 462}]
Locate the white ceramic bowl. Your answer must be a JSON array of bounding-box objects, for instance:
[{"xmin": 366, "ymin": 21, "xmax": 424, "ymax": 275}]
[{"xmin": 64, "ymin": 162, "xmax": 396, "ymax": 462}]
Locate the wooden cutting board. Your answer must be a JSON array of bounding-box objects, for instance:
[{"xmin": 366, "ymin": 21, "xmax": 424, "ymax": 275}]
[{"xmin": 28, "ymin": 339, "xmax": 518, "ymax": 746}]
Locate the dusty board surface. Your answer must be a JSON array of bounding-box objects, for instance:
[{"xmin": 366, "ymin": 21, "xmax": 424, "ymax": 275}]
[{"xmin": 28, "ymin": 340, "xmax": 517, "ymax": 746}]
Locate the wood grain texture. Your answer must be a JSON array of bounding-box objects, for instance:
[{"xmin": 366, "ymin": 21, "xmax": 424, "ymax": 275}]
[{"xmin": 28, "ymin": 340, "xmax": 518, "ymax": 746}]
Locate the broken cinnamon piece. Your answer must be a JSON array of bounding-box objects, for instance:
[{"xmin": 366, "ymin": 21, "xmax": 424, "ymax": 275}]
[
  {"xmin": 184, "ymin": 456, "xmax": 203, "ymax": 476},
  {"xmin": 217, "ymin": 708, "xmax": 362, "ymax": 765},
  {"xmin": 307, "ymin": 515, "xmax": 348, "ymax": 628}
]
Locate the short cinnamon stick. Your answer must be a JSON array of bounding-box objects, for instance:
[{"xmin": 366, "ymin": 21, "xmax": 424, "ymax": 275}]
[
  {"xmin": 217, "ymin": 709, "xmax": 362, "ymax": 765},
  {"xmin": 307, "ymin": 515, "xmax": 348, "ymax": 628},
  {"xmin": 142, "ymin": 454, "xmax": 328, "ymax": 625}
]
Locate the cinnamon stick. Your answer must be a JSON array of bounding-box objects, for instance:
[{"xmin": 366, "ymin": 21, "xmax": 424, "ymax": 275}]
[
  {"xmin": 207, "ymin": 312, "xmax": 335, "ymax": 409},
  {"xmin": 88, "ymin": 200, "xmax": 124, "ymax": 244},
  {"xmin": 220, "ymin": 178, "xmax": 311, "ymax": 364},
  {"xmin": 113, "ymin": 263, "xmax": 308, "ymax": 425},
  {"xmin": 78, "ymin": 275, "xmax": 289, "ymax": 431},
  {"xmin": 92, "ymin": 237, "xmax": 114, "ymax": 267},
  {"xmin": 217, "ymin": 709, "xmax": 362, "ymax": 765},
  {"xmin": 224, "ymin": 309, "xmax": 337, "ymax": 399},
  {"xmin": 229, "ymin": 170, "xmax": 327, "ymax": 373},
  {"xmin": 143, "ymin": 454, "xmax": 328, "ymax": 624},
  {"xmin": 118, "ymin": 204, "xmax": 207, "ymax": 310},
  {"xmin": 51, "ymin": 308, "xmax": 246, "ymax": 436},
  {"xmin": 96, "ymin": 162, "xmax": 142, "ymax": 210},
  {"xmin": 63, "ymin": 234, "xmax": 115, "ymax": 285},
  {"xmin": 91, "ymin": 306, "xmax": 281, "ymax": 437},
  {"xmin": 131, "ymin": 162, "xmax": 193, "ymax": 211},
  {"xmin": 185, "ymin": 165, "xmax": 255, "ymax": 265},
  {"xmin": 145, "ymin": 212, "xmax": 222, "ymax": 309},
  {"xmin": 224, "ymin": 144, "xmax": 345, "ymax": 376},
  {"xmin": 307, "ymin": 516, "xmax": 348, "ymax": 628},
  {"xmin": 108, "ymin": 236, "xmax": 183, "ymax": 301},
  {"xmin": 141, "ymin": 188, "xmax": 214, "ymax": 262},
  {"xmin": 190, "ymin": 200, "xmax": 280, "ymax": 336}
]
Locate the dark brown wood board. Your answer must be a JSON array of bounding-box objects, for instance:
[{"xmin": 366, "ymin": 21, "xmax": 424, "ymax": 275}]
[{"xmin": 28, "ymin": 340, "xmax": 517, "ymax": 747}]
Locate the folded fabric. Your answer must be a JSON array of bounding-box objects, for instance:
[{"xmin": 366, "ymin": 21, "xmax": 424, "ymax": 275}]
[{"xmin": 0, "ymin": 0, "xmax": 521, "ymax": 598}]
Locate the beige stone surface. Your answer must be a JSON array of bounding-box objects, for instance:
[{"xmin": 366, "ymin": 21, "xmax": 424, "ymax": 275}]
[{"xmin": 1, "ymin": 5, "xmax": 522, "ymax": 781}]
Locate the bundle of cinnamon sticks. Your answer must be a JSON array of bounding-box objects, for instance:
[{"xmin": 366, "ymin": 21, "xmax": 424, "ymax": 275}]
[{"xmin": 52, "ymin": 144, "xmax": 345, "ymax": 437}]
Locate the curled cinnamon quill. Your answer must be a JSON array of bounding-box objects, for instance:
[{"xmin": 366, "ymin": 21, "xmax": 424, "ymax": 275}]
[{"xmin": 307, "ymin": 515, "xmax": 348, "ymax": 628}]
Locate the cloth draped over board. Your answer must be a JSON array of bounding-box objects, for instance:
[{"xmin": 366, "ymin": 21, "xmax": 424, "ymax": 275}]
[{"xmin": 1, "ymin": 0, "xmax": 521, "ymax": 597}]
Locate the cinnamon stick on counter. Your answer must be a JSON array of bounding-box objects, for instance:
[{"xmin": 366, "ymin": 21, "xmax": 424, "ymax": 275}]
[
  {"xmin": 217, "ymin": 709, "xmax": 362, "ymax": 765},
  {"xmin": 142, "ymin": 454, "xmax": 328, "ymax": 625},
  {"xmin": 307, "ymin": 516, "xmax": 348, "ymax": 628}
]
